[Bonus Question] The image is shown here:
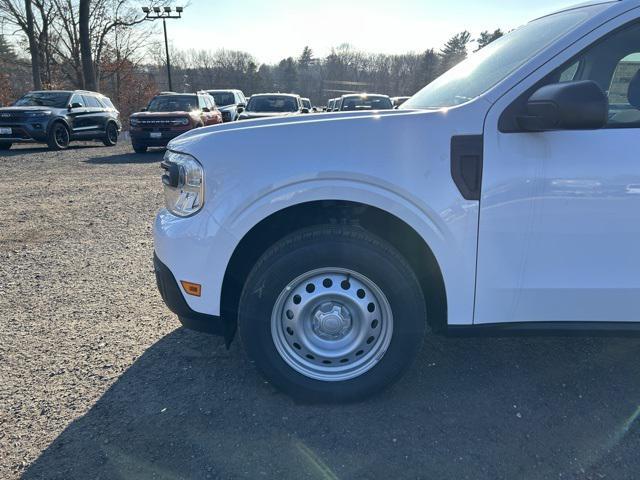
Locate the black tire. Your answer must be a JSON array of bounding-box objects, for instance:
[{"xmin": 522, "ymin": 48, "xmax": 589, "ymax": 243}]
[
  {"xmin": 102, "ymin": 122, "xmax": 118, "ymax": 146},
  {"xmin": 47, "ymin": 122, "xmax": 70, "ymax": 150},
  {"xmin": 238, "ymin": 225, "xmax": 427, "ymax": 402},
  {"xmin": 132, "ymin": 143, "xmax": 148, "ymax": 154},
  {"xmin": 0, "ymin": 142, "xmax": 11, "ymax": 150}
]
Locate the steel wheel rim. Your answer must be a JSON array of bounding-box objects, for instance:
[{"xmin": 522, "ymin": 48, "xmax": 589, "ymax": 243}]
[
  {"xmin": 271, "ymin": 267, "xmax": 393, "ymax": 382},
  {"xmin": 55, "ymin": 125, "xmax": 68, "ymax": 146}
]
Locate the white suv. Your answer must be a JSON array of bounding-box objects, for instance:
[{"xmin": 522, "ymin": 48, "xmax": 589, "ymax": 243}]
[{"xmin": 154, "ymin": 1, "xmax": 640, "ymax": 401}]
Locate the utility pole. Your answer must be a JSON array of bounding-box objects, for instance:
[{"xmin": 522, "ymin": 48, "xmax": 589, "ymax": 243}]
[{"xmin": 142, "ymin": 6, "xmax": 184, "ymax": 91}]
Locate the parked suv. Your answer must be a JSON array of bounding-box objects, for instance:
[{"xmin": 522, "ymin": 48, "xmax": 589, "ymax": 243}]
[
  {"xmin": 338, "ymin": 93, "xmax": 393, "ymax": 111},
  {"xmin": 204, "ymin": 89, "xmax": 246, "ymax": 122},
  {"xmin": 238, "ymin": 93, "xmax": 308, "ymax": 120},
  {"xmin": 129, "ymin": 92, "xmax": 222, "ymax": 153},
  {"xmin": 0, "ymin": 90, "xmax": 121, "ymax": 150},
  {"xmin": 154, "ymin": 1, "xmax": 640, "ymax": 402}
]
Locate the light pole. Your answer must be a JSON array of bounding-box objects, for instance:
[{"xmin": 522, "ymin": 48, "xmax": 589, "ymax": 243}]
[{"xmin": 142, "ymin": 6, "xmax": 184, "ymax": 91}]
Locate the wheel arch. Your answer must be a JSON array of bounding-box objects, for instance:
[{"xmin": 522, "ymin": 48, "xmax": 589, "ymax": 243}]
[
  {"xmin": 220, "ymin": 200, "xmax": 448, "ymax": 343},
  {"xmin": 47, "ymin": 117, "xmax": 71, "ymax": 136}
]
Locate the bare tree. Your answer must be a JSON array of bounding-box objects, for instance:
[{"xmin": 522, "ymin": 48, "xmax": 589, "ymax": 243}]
[
  {"xmin": 79, "ymin": 0, "xmax": 95, "ymax": 89},
  {"xmin": 24, "ymin": 0, "xmax": 41, "ymax": 88}
]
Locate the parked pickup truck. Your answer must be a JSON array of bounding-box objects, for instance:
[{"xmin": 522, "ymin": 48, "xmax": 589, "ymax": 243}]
[{"xmin": 154, "ymin": 0, "xmax": 640, "ymax": 402}]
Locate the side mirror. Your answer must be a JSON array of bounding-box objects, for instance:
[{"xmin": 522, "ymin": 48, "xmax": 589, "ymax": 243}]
[
  {"xmin": 140, "ymin": 107, "xmax": 147, "ymax": 112},
  {"xmin": 69, "ymin": 102, "xmax": 83, "ymax": 110},
  {"xmin": 237, "ymin": 103, "xmax": 246, "ymax": 109},
  {"xmin": 518, "ymin": 80, "xmax": 608, "ymax": 131},
  {"xmin": 301, "ymin": 108, "xmax": 310, "ymax": 114},
  {"xmin": 202, "ymin": 107, "xmax": 211, "ymax": 113},
  {"xmin": 237, "ymin": 106, "xmax": 245, "ymax": 113}
]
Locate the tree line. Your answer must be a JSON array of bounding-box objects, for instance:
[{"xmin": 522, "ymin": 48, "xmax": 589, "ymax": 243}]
[
  {"xmin": 0, "ymin": 0, "xmax": 503, "ymax": 116},
  {"xmin": 152, "ymin": 29, "xmax": 503, "ymax": 105}
]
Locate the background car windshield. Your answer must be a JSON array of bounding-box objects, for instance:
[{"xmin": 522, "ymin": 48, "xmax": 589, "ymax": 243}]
[
  {"xmin": 402, "ymin": 5, "xmax": 606, "ymax": 109},
  {"xmin": 147, "ymin": 95, "xmax": 198, "ymax": 112},
  {"xmin": 210, "ymin": 92, "xmax": 235, "ymax": 106},
  {"xmin": 247, "ymin": 96, "xmax": 298, "ymax": 112},
  {"xmin": 341, "ymin": 96, "xmax": 392, "ymax": 110},
  {"xmin": 14, "ymin": 92, "xmax": 70, "ymax": 108}
]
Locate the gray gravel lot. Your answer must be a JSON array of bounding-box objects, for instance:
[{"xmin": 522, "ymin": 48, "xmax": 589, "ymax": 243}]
[{"xmin": 1, "ymin": 142, "xmax": 639, "ymax": 480}]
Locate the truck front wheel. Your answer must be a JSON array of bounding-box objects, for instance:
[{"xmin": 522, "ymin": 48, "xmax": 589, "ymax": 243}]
[{"xmin": 238, "ymin": 225, "xmax": 426, "ymax": 402}]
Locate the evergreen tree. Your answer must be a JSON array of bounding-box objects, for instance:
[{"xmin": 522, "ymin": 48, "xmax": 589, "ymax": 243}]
[
  {"xmin": 298, "ymin": 46, "xmax": 314, "ymax": 69},
  {"xmin": 439, "ymin": 31, "xmax": 471, "ymax": 73},
  {"xmin": 277, "ymin": 57, "xmax": 298, "ymax": 93},
  {"xmin": 0, "ymin": 34, "xmax": 16, "ymax": 63},
  {"xmin": 416, "ymin": 48, "xmax": 440, "ymax": 91},
  {"xmin": 476, "ymin": 29, "xmax": 504, "ymax": 51}
]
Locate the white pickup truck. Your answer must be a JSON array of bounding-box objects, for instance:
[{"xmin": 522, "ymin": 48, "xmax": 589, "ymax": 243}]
[{"xmin": 154, "ymin": 0, "xmax": 640, "ymax": 401}]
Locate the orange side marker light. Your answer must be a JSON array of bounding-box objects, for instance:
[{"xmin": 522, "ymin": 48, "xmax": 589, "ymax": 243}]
[{"xmin": 181, "ymin": 281, "xmax": 202, "ymax": 297}]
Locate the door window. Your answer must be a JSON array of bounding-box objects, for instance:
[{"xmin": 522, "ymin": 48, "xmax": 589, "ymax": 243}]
[
  {"xmin": 553, "ymin": 22, "xmax": 640, "ymax": 127},
  {"xmin": 70, "ymin": 94, "xmax": 85, "ymax": 107}
]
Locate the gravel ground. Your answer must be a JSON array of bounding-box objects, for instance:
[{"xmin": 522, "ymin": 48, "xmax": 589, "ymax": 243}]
[{"xmin": 1, "ymin": 142, "xmax": 640, "ymax": 480}]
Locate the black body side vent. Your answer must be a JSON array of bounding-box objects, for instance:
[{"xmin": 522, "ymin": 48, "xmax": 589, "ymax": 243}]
[{"xmin": 451, "ymin": 135, "xmax": 483, "ymax": 201}]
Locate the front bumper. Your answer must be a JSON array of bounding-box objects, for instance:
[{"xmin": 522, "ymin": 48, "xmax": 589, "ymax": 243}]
[
  {"xmin": 131, "ymin": 129, "xmax": 189, "ymax": 146},
  {"xmin": 0, "ymin": 121, "xmax": 50, "ymax": 143},
  {"xmin": 153, "ymin": 252, "xmax": 225, "ymax": 336}
]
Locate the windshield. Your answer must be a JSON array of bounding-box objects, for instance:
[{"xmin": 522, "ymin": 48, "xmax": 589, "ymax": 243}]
[
  {"xmin": 147, "ymin": 95, "xmax": 198, "ymax": 112},
  {"xmin": 402, "ymin": 5, "xmax": 606, "ymax": 109},
  {"xmin": 210, "ymin": 92, "xmax": 235, "ymax": 107},
  {"xmin": 14, "ymin": 92, "xmax": 70, "ymax": 108},
  {"xmin": 341, "ymin": 95, "xmax": 393, "ymax": 111},
  {"xmin": 246, "ymin": 96, "xmax": 298, "ymax": 113}
]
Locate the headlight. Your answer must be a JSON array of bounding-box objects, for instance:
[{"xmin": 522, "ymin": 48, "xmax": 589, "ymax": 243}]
[
  {"xmin": 171, "ymin": 117, "xmax": 189, "ymax": 125},
  {"xmin": 26, "ymin": 111, "xmax": 52, "ymax": 118},
  {"xmin": 130, "ymin": 117, "xmax": 139, "ymax": 126},
  {"xmin": 160, "ymin": 151, "xmax": 204, "ymax": 217}
]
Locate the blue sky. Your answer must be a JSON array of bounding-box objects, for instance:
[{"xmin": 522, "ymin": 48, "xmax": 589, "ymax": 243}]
[{"xmin": 168, "ymin": 0, "xmax": 580, "ymax": 63}]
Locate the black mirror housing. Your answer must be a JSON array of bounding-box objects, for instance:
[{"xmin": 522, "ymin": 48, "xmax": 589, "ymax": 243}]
[
  {"xmin": 237, "ymin": 106, "xmax": 245, "ymax": 113},
  {"xmin": 301, "ymin": 108, "xmax": 310, "ymax": 114},
  {"xmin": 518, "ymin": 80, "xmax": 608, "ymax": 131}
]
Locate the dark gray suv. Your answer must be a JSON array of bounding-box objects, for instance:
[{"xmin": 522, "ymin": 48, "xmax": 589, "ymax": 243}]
[{"xmin": 0, "ymin": 90, "xmax": 121, "ymax": 151}]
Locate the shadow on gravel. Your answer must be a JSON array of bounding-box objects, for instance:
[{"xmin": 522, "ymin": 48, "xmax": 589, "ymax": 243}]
[
  {"xmin": 23, "ymin": 329, "xmax": 640, "ymax": 480},
  {"xmin": 84, "ymin": 151, "xmax": 164, "ymax": 165},
  {"xmin": 1, "ymin": 144, "xmax": 105, "ymax": 156}
]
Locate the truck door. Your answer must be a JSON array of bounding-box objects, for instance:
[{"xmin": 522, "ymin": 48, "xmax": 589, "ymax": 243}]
[{"xmin": 476, "ymin": 20, "xmax": 640, "ymax": 324}]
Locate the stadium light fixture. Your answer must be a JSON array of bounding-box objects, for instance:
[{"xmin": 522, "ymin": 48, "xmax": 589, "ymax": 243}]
[{"xmin": 142, "ymin": 6, "xmax": 185, "ymax": 91}]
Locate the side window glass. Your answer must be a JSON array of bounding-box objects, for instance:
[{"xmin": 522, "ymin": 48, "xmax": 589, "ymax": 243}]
[
  {"xmin": 70, "ymin": 94, "xmax": 85, "ymax": 107},
  {"xmin": 552, "ymin": 22, "xmax": 640, "ymax": 127},
  {"xmin": 559, "ymin": 61, "xmax": 579, "ymax": 82},
  {"xmin": 609, "ymin": 53, "xmax": 640, "ymax": 105},
  {"xmin": 198, "ymin": 95, "xmax": 206, "ymax": 110},
  {"xmin": 83, "ymin": 95, "xmax": 102, "ymax": 108}
]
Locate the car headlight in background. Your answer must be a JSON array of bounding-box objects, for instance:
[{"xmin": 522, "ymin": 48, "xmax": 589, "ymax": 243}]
[
  {"xmin": 25, "ymin": 111, "xmax": 52, "ymax": 118},
  {"xmin": 173, "ymin": 117, "xmax": 190, "ymax": 126},
  {"xmin": 160, "ymin": 150, "xmax": 204, "ymax": 217}
]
